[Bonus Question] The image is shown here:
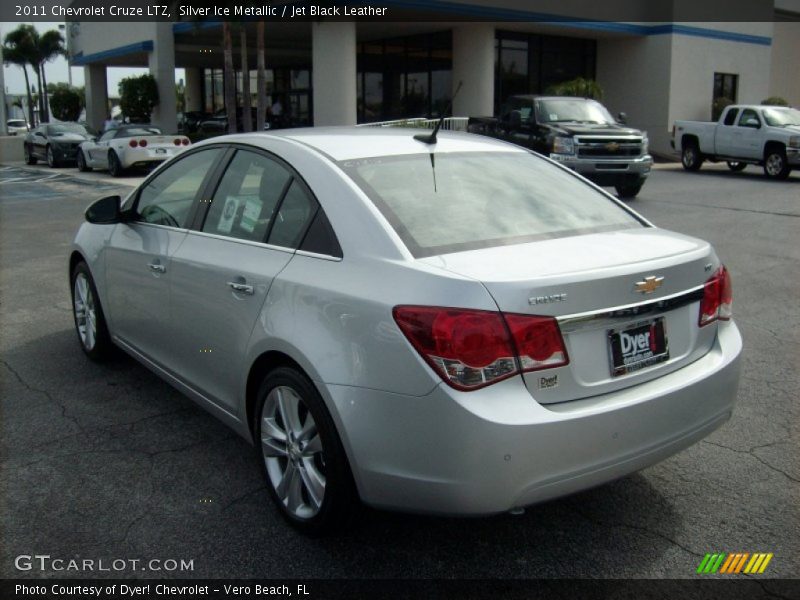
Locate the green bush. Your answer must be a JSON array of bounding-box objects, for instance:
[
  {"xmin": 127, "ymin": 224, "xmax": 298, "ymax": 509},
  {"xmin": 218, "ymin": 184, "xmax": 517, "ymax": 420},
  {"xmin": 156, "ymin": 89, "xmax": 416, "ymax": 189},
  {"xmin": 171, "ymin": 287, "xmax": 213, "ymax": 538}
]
[
  {"xmin": 712, "ymin": 97, "xmax": 734, "ymax": 121},
  {"xmin": 49, "ymin": 86, "xmax": 82, "ymax": 121},
  {"xmin": 545, "ymin": 77, "xmax": 603, "ymax": 100},
  {"xmin": 761, "ymin": 96, "xmax": 789, "ymax": 107},
  {"xmin": 119, "ymin": 74, "xmax": 159, "ymax": 123}
]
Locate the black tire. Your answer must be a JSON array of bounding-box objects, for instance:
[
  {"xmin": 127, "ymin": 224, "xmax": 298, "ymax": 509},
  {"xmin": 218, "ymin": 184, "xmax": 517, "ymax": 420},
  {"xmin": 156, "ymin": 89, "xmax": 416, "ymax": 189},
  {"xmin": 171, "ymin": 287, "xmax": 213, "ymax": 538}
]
[
  {"xmin": 763, "ymin": 148, "xmax": 791, "ymax": 180},
  {"xmin": 108, "ymin": 151, "xmax": 123, "ymax": 177},
  {"xmin": 46, "ymin": 145, "xmax": 59, "ymax": 168},
  {"xmin": 77, "ymin": 150, "xmax": 92, "ymax": 172},
  {"xmin": 255, "ymin": 367, "xmax": 359, "ymax": 536},
  {"xmin": 615, "ymin": 182, "xmax": 644, "ymax": 199},
  {"xmin": 24, "ymin": 144, "xmax": 37, "ymax": 165},
  {"xmin": 726, "ymin": 161, "xmax": 747, "ymax": 172},
  {"xmin": 681, "ymin": 143, "xmax": 704, "ymax": 171},
  {"xmin": 70, "ymin": 261, "xmax": 114, "ymax": 361}
]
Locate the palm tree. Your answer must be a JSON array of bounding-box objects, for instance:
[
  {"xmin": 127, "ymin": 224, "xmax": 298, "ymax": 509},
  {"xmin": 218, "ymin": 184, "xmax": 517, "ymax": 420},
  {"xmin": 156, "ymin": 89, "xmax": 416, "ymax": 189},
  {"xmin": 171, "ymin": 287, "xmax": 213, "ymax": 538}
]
[
  {"xmin": 37, "ymin": 30, "xmax": 67, "ymax": 122},
  {"xmin": 256, "ymin": 22, "xmax": 266, "ymax": 132},
  {"xmin": 3, "ymin": 25, "xmax": 37, "ymax": 125},
  {"xmin": 222, "ymin": 22, "xmax": 237, "ymax": 133}
]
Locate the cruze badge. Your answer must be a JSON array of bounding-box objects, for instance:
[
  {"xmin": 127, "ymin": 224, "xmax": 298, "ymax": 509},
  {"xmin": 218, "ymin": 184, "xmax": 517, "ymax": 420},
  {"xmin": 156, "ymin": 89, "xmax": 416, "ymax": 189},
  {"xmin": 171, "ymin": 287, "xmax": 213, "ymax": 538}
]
[
  {"xmin": 528, "ymin": 293, "xmax": 567, "ymax": 306},
  {"xmin": 634, "ymin": 276, "xmax": 664, "ymax": 294}
]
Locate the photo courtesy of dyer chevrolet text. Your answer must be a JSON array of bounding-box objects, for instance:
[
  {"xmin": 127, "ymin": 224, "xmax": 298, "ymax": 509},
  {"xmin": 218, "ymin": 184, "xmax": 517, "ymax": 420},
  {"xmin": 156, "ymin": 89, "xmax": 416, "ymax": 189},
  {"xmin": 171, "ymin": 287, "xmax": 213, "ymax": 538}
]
[{"xmin": 15, "ymin": 584, "xmax": 309, "ymax": 597}]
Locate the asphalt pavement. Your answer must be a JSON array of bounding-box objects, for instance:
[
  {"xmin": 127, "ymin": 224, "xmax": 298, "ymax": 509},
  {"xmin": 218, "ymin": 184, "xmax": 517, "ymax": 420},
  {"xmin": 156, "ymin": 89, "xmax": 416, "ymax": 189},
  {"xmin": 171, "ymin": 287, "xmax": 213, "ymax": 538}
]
[{"xmin": 0, "ymin": 161, "xmax": 797, "ymax": 582}]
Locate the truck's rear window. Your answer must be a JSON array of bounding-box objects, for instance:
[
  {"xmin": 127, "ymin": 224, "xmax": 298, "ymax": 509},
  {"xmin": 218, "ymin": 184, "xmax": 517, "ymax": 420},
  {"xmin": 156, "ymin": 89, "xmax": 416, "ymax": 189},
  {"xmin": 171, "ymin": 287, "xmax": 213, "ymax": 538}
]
[{"xmin": 340, "ymin": 151, "xmax": 644, "ymax": 258}]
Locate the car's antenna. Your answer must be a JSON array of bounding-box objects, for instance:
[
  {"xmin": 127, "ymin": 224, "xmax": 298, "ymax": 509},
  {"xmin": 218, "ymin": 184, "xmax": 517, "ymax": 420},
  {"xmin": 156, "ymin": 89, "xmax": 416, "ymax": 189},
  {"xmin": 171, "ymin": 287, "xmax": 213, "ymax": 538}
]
[{"xmin": 414, "ymin": 81, "xmax": 463, "ymax": 145}]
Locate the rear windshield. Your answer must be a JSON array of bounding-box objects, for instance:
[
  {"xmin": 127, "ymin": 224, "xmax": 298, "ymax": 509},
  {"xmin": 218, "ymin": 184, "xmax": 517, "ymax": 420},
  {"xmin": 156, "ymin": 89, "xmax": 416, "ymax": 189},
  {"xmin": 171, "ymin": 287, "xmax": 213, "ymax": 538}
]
[
  {"xmin": 117, "ymin": 126, "xmax": 162, "ymax": 137},
  {"xmin": 339, "ymin": 151, "xmax": 643, "ymax": 257}
]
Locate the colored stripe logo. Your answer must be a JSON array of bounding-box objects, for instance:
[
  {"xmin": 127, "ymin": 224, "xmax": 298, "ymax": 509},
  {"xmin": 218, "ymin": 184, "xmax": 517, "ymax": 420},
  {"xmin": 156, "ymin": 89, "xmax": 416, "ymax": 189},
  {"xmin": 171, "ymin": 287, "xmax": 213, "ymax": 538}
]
[{"xmin": 696, "ymin": 552, "xmax": 773, "ymax": 574}]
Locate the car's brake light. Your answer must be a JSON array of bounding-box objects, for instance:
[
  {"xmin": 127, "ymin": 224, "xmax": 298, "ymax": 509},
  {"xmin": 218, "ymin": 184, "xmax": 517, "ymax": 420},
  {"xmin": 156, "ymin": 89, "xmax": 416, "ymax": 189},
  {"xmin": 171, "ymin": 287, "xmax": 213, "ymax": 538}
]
[
  {"xmin": 139, "ymin": 139, "xmax": 147, "ymax": 147},
  {"xmin": 393, "ymin": 306, "xmax": 568, "ymax": 391},
  {"xmin": 699, "ymin": 265, "xmax": 733, "ymax": 327},
  {"xmin": 174, "ymin": 138, "xmax": 182, "ymax": 145},
  {"xmin": 182, "ymin": 138, "xmax": 190, "ymax": 146},
  {"xmin": 129, "ymin": 140, "xmax": 138, "ymax": 148},
  {"xmin": 503, "ymin": 314, "xmax": 569, "ymax": 371}
]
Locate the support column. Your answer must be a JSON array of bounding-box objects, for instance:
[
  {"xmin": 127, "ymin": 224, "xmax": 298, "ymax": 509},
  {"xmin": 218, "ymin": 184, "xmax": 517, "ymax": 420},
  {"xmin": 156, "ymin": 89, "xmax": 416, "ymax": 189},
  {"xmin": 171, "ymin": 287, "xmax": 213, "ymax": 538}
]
[
  {"xmin": 84, "ymin": 64, "xmax": 108, "ymax": 133},
  {"xmin": 148, "ymin": 22, "xmax": 177, "ymax": 132},
  {"xmin": 452, "ymin": 24, "xmax": 495, "ymax": 117},
  {"xmin": 184, "ymin": 67, "xmax": 203, "ymax": 112},
  {"xmin": 312, "ymin": 21, "xmax": 357, "ymax": 126}
]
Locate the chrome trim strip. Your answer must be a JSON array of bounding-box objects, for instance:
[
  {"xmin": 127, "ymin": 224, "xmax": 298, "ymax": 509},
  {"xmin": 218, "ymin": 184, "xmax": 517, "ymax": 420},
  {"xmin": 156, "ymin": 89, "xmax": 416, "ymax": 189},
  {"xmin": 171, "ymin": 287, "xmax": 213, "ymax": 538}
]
[
  {"xmin": 183, "ymin": 229, "xmax": 296, "ymax": 254},
  {"xmin": 294, "ymin": 249, "xmax": 343, "ymax": 262},
  {"xmin": 557, "ymin": 285, "xmax": 705, "ymax": 331}
]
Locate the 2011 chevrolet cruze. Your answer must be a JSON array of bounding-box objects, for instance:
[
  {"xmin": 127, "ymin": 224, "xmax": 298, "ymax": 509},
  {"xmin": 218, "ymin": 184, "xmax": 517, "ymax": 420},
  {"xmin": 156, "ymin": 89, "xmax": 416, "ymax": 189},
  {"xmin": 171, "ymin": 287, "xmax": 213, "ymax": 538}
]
[{"xmin": 69, "ymin": 127, "xmax": 742, "ymax": 534}]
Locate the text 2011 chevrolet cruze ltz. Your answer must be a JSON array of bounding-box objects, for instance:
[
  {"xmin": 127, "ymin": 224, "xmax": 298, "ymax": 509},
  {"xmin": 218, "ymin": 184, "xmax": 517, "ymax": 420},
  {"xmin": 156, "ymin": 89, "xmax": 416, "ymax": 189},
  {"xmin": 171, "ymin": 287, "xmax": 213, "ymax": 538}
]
[{"xmin": 69, "ymin": 127, "xmax": 742, "ymax": 534}]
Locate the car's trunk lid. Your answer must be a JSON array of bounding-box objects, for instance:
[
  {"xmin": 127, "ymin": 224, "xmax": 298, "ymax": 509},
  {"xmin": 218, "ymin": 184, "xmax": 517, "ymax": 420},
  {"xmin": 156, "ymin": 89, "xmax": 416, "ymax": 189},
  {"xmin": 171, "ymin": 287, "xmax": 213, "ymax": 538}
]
[{"xmin": 419, "ymin": 228, "xmax": 720, "ymax": 404}]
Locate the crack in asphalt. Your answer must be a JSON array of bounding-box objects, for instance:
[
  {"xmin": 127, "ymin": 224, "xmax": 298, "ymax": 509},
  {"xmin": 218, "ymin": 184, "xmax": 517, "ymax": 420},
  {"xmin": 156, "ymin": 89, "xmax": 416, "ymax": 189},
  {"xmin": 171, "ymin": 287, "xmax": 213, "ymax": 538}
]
[
  {"xmin": 701, "ymin": 440, "xmax": 799, "ymax": 483},
  {"xmin": 0, "ymin": 357, "xmax": 85, "ymax": 434},
  {"xmin": 221, "ymin": 486, "xmax": 266, "ymax": 512}
]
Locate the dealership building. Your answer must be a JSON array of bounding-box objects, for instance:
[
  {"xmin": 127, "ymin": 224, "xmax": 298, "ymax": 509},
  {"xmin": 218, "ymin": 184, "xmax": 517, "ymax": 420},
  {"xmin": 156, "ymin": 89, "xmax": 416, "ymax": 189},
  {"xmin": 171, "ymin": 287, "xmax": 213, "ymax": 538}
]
[{"xmin": 67, "ymin": 0, "xmax": 800, "ymax": 154}]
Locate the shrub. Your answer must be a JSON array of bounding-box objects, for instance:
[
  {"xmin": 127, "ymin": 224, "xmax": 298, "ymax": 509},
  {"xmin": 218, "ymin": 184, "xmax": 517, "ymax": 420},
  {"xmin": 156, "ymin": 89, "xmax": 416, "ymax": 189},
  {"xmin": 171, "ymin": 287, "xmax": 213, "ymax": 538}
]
[
  {"xmin": 712, "ymin": 96, "xmax": 734, "ymax": 121},
  {"xmin": 545, "ymin": 77, "xmax": 603, "ymax": 100},
  {"xmin": 49, "ymin": 86, "xmax": 82, "ymax": 121},
  {"xmin": 119, "ymin": 74, "xmax": 159, "ymax": 123},
  {"xmin": 761, "ymin": 96, "xmax": 789, "ymax": 107}
]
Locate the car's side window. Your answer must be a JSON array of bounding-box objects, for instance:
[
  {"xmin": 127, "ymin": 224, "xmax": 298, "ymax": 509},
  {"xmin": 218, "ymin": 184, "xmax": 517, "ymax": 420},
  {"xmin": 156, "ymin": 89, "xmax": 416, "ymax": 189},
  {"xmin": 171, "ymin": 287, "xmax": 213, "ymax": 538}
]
[
  {"xmin": 136, "ymin": 148, "xmax": 221, "ymax": 228},
  {"xmin": 202, "ymin": 150, "xmax": 292, "ymax": 243},
  {"xmin": 99, "ymin": 130, "xmax": 115, "ymax": 142},
  {"xmin": 267, "ymin": 180, "xmax": 318, "ymax": 249},
  {"xmin": 299, "ymin": 209, "xmax": 342, "ymax": 258},
  {"xmin": 723, "ymin": 109, "xmax": 739, "ymax": 126},
  {"xmin": 738, "ymin": 109, "xmax": 760, "ymax": 128}
]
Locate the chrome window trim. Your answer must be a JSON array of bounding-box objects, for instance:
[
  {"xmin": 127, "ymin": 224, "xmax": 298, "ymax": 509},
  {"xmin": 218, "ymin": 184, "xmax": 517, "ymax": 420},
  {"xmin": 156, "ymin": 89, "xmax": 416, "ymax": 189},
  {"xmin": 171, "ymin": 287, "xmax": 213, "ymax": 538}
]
[
  {"xmin": 183, "ymin": 228, "xmax": 296, "ymax": 254},
  {"xmin": 294, "ymin": 249, "xmax": 343, "ymax": 262},
  {"xmin": 129, "ymin": 221, "xmax": 190, "ymax": 234},
  {"xmin": 557, "ymin": 285, "xmax": 706, "ymax": 333}
]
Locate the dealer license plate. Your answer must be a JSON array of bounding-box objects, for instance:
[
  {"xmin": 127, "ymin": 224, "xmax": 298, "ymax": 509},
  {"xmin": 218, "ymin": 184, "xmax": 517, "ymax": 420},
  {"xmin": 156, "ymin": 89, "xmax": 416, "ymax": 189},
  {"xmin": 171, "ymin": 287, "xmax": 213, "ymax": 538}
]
[{"xmin": 608, "ymin": 318, "xmax": 669, "ymax": 377}]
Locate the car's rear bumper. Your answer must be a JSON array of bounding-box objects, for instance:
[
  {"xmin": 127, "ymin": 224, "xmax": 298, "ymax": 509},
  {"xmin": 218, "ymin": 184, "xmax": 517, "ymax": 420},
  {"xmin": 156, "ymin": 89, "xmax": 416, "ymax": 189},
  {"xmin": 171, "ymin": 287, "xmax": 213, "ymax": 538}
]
[
  {"xmin": 121, "ymin": 147, "xmax": 183, "ymax": 168},
  {"xmin": 325, "ymin": 321, "xmax": 741, "ymax": 515}
]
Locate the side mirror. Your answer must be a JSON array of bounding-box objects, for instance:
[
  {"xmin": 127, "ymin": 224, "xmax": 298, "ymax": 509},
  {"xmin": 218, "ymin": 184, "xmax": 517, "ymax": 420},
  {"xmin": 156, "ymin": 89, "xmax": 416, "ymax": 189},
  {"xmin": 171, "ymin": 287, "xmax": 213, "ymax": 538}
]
[
  {"xmin": 744, "ymin": 118, "xmax": 760, "ymax": 128},
  {"xmin": 617, "ymin": 112, "xmax": 628, "ymax": 124},
  {"xmin": 85, "ymin": 195, "xmax": 123, "ymax": 224},
  {"xmin": 509, "ymin": 110, "xmax": 522, "ymax": 130}
]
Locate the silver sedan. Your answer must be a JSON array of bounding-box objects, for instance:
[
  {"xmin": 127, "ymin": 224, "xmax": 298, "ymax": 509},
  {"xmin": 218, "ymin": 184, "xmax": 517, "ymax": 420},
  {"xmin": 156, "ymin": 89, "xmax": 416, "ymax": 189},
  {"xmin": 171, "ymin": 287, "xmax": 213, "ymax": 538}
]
[{"xmin": 69, "ymin": 127, "xmax": 742, "ymax": 534}]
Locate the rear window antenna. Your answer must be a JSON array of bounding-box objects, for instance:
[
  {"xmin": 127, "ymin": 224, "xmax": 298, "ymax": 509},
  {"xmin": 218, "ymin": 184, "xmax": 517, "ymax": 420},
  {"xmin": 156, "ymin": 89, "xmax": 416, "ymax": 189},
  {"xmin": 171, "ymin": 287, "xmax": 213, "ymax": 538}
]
[{"xmin": 414, "ymin": 81, "xmax": 463, "ymax": 145}]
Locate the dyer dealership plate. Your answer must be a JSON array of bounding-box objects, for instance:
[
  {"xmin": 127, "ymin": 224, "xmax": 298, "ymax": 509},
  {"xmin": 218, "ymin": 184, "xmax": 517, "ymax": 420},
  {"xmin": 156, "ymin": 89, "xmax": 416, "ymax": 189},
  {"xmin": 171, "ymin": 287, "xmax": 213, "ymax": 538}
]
[{"xmin": 608, "ymin": 318, "xmax": 669, "ymax": 376}]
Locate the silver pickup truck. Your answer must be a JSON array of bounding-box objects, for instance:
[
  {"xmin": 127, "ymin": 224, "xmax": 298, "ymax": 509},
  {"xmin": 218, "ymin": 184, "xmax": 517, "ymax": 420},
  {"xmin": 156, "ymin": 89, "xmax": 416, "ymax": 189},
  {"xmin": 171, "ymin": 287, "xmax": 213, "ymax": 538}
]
[{"xmin": 672, "ymin": 105, "xmax": 800, "ymax": 180}]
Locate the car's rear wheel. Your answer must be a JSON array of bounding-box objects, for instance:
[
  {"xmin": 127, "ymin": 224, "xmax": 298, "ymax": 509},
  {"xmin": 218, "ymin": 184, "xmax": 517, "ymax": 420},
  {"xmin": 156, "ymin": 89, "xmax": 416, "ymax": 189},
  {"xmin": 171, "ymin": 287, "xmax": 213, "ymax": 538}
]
[
  {"xmin": 46, "ymin": 145, "xmax": 59, "ymax": 168},
  {"xmin": 108, "ymin": 151, "xmax": 123, "ymax": 177},
  {"xmin": 71, "ymin": 262, "xmax": 113, "ymax": 361},
  {"xmin": 763, "ymin": 148, "xmax": 791, "ymax": 180},
  {"xmin": 24, "ymin": 144, "xmax": 37, "ymax": 165},
  {"xmin": 726, "ymin": 161, "xmax": 746, "ymax": 172},
  {"xmin": 681, "ymin": 143, "xmax": 703, "ymax": 171},
  {"xmin": 256, "ymin": 367, "xmax": 358, "ymax": 535},
  {"xmin": 615, "ymin": 182, "xmax": 643, "ymax": 199},
  {"xmin": 77, "ymin": 150, "xmax": 92, "ymax": 172}
]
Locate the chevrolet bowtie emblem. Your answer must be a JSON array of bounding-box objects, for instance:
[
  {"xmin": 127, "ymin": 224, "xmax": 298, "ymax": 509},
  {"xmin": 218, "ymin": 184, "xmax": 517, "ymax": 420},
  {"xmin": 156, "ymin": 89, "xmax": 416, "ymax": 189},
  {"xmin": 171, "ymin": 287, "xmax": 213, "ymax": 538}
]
[
  {"xmin": 606, "ymin": 142, "xmax": 620, "ymax": 152},
  {"xmin": 634, "ymin": 275, "xmax": 664, "ymax": 294}
]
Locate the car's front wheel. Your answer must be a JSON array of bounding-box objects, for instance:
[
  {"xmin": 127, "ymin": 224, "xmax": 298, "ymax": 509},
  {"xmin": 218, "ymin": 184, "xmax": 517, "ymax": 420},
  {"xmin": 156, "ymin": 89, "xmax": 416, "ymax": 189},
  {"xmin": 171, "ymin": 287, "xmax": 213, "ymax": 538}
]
[
  {"xmin": 71, "ymin": 262, "xmax": 113, "ymax": 361},
  {"xmin": 681, "ymin": 143, "xmax": 703, "ymax": 171},
  {"xmin": 615, "ymin": 182, "xmax": 643, "ymax": 199},
  {"xmin": 46, "ymin": 145, "xmax": 59, "ymax": 168},
  {"xmin": 77, "ymin": 150, "xmax": 92, "ymax": 172},
  {"xmin": 24, "ymin": 144, "xmax": 37, "ymax": 165},
  {"xmin": 256, "ymin": 367, "xmax": 358, "ymax": 535},
  {"xmin": 108, "ymin": 151, "xmax": 124, "ymax": 177},
  {"xmin": 763, "ymin": 148, "xmax": 791, "ymax": 180}
]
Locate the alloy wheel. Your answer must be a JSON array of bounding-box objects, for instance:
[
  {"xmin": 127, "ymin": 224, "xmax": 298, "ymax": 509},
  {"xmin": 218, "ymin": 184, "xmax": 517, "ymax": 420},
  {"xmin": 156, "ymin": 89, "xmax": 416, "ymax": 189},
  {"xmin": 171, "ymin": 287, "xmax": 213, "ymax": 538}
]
[
  {"xmin": 73, "ymin": 272, "xmax": 97, "ymax": 351},
  {"xmin": 766, "ymin": 153, "xmax": 784, "ymax": 177},
  {"xmin": 260, "ymin": 385, "xmax": 326, "ymax": 519},
  {"xmin": 682, "ymin": 147, "xmax": 695, "ymax": 168},
  {"xmin": 47, "ymin": 146, "xmax": 54, "ymax": 167}
]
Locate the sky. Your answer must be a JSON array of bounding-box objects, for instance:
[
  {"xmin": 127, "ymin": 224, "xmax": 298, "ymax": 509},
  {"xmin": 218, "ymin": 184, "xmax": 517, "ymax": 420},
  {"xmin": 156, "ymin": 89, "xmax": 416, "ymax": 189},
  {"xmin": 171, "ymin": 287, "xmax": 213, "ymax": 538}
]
[{"xmin": 1, "ymin": 21, "xmax": 184, "ymax": 97}]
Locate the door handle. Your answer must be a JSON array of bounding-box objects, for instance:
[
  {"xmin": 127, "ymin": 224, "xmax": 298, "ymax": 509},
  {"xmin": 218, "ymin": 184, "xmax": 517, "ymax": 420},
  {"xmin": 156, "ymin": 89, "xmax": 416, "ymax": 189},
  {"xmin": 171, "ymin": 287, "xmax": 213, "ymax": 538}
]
[
  {"xmin": 148, "ymin": 263, "xmax": 166, "ymax": 273},
  {"xmin": 228, "ymin": 281, "xmax": 254, "ymax": 295}
]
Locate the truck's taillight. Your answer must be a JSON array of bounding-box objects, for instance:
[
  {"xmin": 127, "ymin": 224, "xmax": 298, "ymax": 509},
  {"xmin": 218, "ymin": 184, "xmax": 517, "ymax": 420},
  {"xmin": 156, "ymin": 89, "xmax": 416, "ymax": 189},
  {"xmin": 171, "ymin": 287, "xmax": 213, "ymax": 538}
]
[
  {"xmin": 393, "ymin": 306, "xmax": 568, "ymax": 391},
  {"xmin": 699, "ymin": 266, "xmax": 733, "ymax": 327}
]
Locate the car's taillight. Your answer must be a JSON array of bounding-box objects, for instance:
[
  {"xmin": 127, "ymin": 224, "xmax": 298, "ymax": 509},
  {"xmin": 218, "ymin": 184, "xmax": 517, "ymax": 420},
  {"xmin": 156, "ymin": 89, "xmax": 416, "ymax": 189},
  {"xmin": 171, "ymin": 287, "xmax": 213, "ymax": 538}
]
[
  {"xmin": 182, "ymin": 138, "xmax": 190, "ymax": 146},
  {"xmin": 699, "ymin": 265, "xmax": 733, "ymax": 327},
  {"xmin": 503, "ymin": 314, "xmax": 569, "ymax": 372},
  {"xmin": 393, "ymin": 306, "xmax": 568, "ymax": 391},
  {"xmin": 139, "ymin": 139, "xmax": 147, "ymax": 147},
  {"xmin": 129, "ymin": 140, "xmax": 138, "ymax": 148},
  {"xmin": 174, "ymin": 138, "xmax": 182, "ymax": 145}
]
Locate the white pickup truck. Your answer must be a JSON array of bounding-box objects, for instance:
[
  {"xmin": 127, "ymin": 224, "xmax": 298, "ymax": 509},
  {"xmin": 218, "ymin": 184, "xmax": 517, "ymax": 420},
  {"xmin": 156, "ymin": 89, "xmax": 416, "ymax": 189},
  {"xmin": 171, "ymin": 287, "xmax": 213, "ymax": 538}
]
[{"xmin": 672, "ymin": 105, "xmax": 800, "ymax": 180}]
